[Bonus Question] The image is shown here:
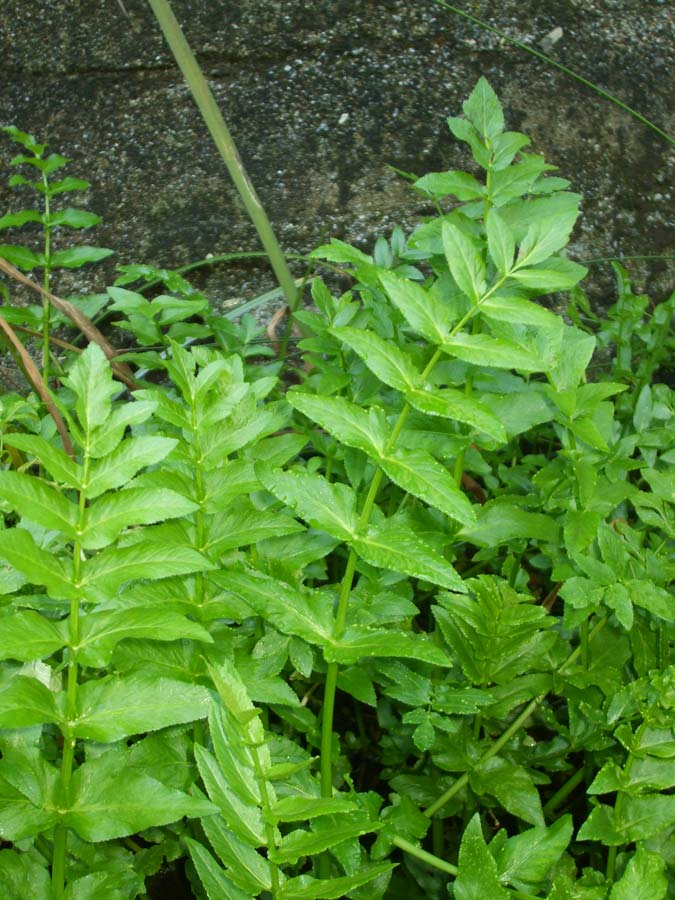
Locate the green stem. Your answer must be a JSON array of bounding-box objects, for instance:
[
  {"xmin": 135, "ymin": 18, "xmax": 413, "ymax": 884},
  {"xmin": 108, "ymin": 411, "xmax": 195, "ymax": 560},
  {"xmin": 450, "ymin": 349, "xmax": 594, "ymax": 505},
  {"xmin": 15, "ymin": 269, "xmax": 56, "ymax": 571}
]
[
  {"xmin": 146, "ymin": 0, "xmax": 298, "ymax": 315},
  {"xmin": 425, "ymin": 617, "xmax": 608, "ymax": 818},
  {"xmin": 543, "ymin": 766, "xmax": 585, "ymax": 817},
  {"xmin": 392, "ymin": 835, "xmax": 457, "ymax": 876},
  {"xmin": 606, "ymin": 720, "xmax": 646, "ymax": 884},
  {"xmin": 52, "ymin": 460, "xmax": 89, "ymax": 897},
  {"xmin": 42, "ymin": 170, "xmax": 52, "ymax": 384}
]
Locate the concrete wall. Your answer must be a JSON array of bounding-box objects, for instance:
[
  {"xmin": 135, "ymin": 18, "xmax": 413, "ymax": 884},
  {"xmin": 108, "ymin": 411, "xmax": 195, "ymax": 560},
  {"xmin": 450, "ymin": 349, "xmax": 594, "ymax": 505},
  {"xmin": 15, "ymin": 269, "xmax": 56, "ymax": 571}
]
[{"xmin": 0, "ymin": 0, "xmax": 673, "ymax": 313}]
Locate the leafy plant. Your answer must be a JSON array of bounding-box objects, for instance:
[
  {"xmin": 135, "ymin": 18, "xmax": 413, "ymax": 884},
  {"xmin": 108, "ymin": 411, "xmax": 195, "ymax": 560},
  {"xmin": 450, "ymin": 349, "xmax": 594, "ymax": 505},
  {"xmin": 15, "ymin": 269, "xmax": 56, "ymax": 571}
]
[
  {"xmin": 0, "ymin": 78, "xmax": 672, "ymax": 900},
  {"xmin": 0, "ymin": 127, "xmax": 113, "ymax": 380}
]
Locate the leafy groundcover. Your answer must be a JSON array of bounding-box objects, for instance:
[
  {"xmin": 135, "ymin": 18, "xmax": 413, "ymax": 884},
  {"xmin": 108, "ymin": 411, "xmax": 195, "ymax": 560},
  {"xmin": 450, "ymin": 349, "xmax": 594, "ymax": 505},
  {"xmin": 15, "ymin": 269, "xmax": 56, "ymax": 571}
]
[{"xmin": 0, "ymin": 79, "xmax": 673, "ymax": 900}]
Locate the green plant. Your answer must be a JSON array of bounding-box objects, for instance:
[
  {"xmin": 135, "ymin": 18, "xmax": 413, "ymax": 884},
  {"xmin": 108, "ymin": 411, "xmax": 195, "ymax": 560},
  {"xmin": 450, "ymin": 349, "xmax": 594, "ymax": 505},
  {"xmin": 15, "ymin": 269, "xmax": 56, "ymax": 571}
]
[
  {"xmin": 0, "ymin": 78, "xmax": 672, "ymax": 900},
  {"xmin": 0, "ymin": 127, "xmax": 113, "ymax": 381}
]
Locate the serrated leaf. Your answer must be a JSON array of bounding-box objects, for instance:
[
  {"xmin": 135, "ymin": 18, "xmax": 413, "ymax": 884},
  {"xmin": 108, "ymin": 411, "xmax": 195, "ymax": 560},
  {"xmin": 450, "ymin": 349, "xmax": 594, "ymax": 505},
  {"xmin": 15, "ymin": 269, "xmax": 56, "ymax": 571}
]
[
  {"xmin": 64, "ymin": 758, "xmax": 216, "ymax": 842},
  {"xmin": 486, "ymin": 209, "xmax": 515, "ymax": 274},
  {"xmin": 205, "ymin": 503, "xmax": 304, "ymax": 556},
  {"xmin": 0, "ymin": 778, "xmax": 59, "ymax": 841},
  {"xmin": 310, "ymin": 238, "xmax": 373, "ymax": 266},
  {"xmin": 479, "ymin": 294, "xmax": 562, "ymax": 333},
  {"xmin": 257, "ymin": 464, "xmax": 357, "ymax": 541},
  {"xmin": 87, "ymin": 399, "xmax": 158, "ymax": 458},
  {"xmin": 441, "ymin": 333, "xmax": 548, "ymax": 372},
  {"xmin": 497, "ymin": 816, "xmax": 573, "ymax": 886},
  {"xmin": 379, "ymin": 447, "xmax": 475, "ymax": 525},
  {"xmin": 76, "ymin": 607, "xmax": 213, "ymax": 667},
  {"xmin": 379, "ymin": 270, "xmax": 451, "ymax": 343},
  {"xmin": 0, "ymin": 610, "xmax": 66, "ymax": 661},
  {"xmin": 0, "ymin": 245, "xmax": 44, "ymax": 269},
  {"xmin": 609, "ymin": 846, "xmax": 668, "ymax": 900},
  {"xmin": 61, "ymin": 343, "xmax": 118, "ymax": 432},
  {"xmin": 472, "ymin": 757, "xmax": 544, "ymax": 826},
  {"xmin": 325, "ymin": 625, "xmax": 450, "ymax": 666},
  {"xmin": 509, "ymin": 257, "xmax": 587, "ymax": 292},
  {"xmin": 83, "ymin": 435, "xmax": 178, "ymax": 498},
  {"xmin": 2, "ymin": 433, "xmax": 80, "ymax": 487},
  {"xmin": 270, "ymin": 796, "xmax": 356, "ymax": 823},
  {"xmin": 331, "ymin": 326, "xmax": 420, "ymax": 392},
  {"xmin": 0, "ymin": 850, "xmax": 51, "ymax": 900},
  {"xmin": 47, "ymin": 176, "xmax": 90, "ymax": 194},
  {"xmin": 515, "ymin": 205, "xmax": 579, "ymax": 269},
  {"xmin": 72, "ymin": 674, "xmax": 211, "ymax": 741},
  {"xmin": 81, "ymin": 543, "xmax": 211, "ymax": 594},
  {"xmin": 186, "ymin": 838, "xmax": 255, "ymax": 900},
  {"xmin": 288, "ymin": 391, "xmax": 387, "ymax": 457},
  {"xmin": 81, "ymin": 488, "xmax": 199, "ymax": 549},
  {"xmin": 49, "ymin": 209, "xmax": 101, "ymax": 229},
  {"xmin": 353, "ymin": 520, "xmax": 466, "ymax": 592},
  {"xmin": 280, "ymin": 865, "xmax": 395, "ymax": 900},
  {"xmin": 201, "ymin": 816, "xmax": 272, "ymax": 893},
  {"xmin": 195, "ymin": 746, "xmax": 266, "ymax": 846},
  {"xmin": 212, "ymin": 568, "xmax": 332, "ymax": 645},
  {"xmin": 454, "ymin": 813, "xmax": 509, "ymax": 900},
  {"xmin": 415, "ymin": 170, "xmax": 484, "ymax": 200},
  {"xmin": 442, "ymin": 221, "xmax": 486, "ymax": 303},
  {"xmin": 463, "ymin": 77, "xmax": 504, "ymax": 140},
  {"xmin": 0, "ymin": 471, "xmax": 78, "ymax": 537},
  {"xmin": 49, "ymin": 246, "xmax": 113, "ymax": 268},
  {"xmin": 0, "ymin": 528, "xmax": 76, "ymax": 599},
  {"xmin": 460, "ymin": 500, "xmax": 559, "ymax": 546},
  {"xmin": 0, "ymin": 676, "xmax": 61, "ymax": 728},
  {"xmin": 406, "ymin": 387, "xmax": 506, "ymax": 441},
  {"xmin": 271, "ymin": 814, "xmax": 379, "ymax": 864}
]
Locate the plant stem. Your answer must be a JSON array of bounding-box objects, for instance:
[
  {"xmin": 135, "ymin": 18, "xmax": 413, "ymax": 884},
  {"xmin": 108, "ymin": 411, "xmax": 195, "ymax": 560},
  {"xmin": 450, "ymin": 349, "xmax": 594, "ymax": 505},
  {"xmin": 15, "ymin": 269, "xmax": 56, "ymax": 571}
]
[
  {"xmin": 52, "ymin": 460, "xmax": 88, "ymax": 897},
  {"xmin": 606, "ymin": 720, "xmax": 646, "ymax": 884},
  {"xmin": 392, "ymin": 835, "xmax": 457, "ymax": 876},
  {"xmin": 41, "ymin": 169, "xmax": 52, "ymax": 384},
  {"xmin": 543, "ymin": 766, "xmax": 585, "ymax": 817},
  {"xmin": 147, "ymin": 0, "xmax": 298, "ymax": 315}
]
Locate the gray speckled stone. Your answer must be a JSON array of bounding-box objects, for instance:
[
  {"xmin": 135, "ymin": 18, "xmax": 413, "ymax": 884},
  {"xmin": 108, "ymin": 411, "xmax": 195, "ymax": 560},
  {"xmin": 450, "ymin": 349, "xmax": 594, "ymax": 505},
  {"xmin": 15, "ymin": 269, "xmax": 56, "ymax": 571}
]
[{"xmin": 0, "ymin": 0, "xmax": 672, "ymax": 316}]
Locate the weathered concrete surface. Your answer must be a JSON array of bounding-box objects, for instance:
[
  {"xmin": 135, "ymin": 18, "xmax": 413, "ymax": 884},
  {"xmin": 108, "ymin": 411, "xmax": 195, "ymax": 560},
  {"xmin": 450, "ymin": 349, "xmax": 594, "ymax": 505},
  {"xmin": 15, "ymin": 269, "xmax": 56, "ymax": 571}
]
[{"xmin": 0, "ymin": 0, "xmax": 672, "ymax": 315}]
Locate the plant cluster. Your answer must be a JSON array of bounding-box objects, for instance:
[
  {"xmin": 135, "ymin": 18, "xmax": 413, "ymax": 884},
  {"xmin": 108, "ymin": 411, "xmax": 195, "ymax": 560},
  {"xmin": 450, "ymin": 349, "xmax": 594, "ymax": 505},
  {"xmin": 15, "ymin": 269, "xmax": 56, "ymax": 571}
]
[{"xmin": 0, "ymin": 79, "xmax": 672, "ymax": 900}]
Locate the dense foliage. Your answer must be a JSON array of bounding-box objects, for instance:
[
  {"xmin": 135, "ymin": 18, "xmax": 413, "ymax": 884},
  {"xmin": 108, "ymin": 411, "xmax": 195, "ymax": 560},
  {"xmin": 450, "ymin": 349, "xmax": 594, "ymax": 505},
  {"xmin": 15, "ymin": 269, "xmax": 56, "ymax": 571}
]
[{"xmin": 0, "ymin": 79, "xmax": 673, "ymax": 900}]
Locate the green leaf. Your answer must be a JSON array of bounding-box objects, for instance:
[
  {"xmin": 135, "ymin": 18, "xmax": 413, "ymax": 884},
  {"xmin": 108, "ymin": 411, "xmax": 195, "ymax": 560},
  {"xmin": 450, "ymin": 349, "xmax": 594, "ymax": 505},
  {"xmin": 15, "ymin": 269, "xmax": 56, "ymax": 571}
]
[
  {"xmin": 81, "ymin": 488, "xmax": 199, "ymax": 549},
  {"xmin": 0, "ymin": 210, "xmax": 43, "ymax": 229},
  {"xmin": 442, "ymin": 221, "xmax": 486, "ymax": 303},
  {"xmin": 441, "ymin": 333, "xmax": 548, "ymax": 372},
  {"xmin": 212, "ymin": 568, "xmax": 332, "ymax": 646},
  {"xmin": 514, "ymin": 206, "xmax": 579, "ymax": 269},
  {"xmin": 195, "ymin": 745, "xmax": 267, "ymax": 846},
  {"xmin": 48, "ymin": 208, "xmax": 101, "ymax": 229},
  {"xmin": 463, "ymin": 77, "xmax": 504, "ymax": 140},
  {"xmin": 271, "ymin": 814, "xmax": 379, "ymax": 864},
  {"xmin": 61, "ymin": 343, "xmax": 119, "ymax": 433},
  {"xmin": 270, "ymin": 795, "xmax": 356, "ymax": 823},
  {"xmin": 608, "ymin": 846, "xmax": 668, "ymax": 900},
  {"xmin": 460, "ymin": 500, "xmax": 559, "ymax": 546},
  {"xmin": 280, "ymin": 864, "xmax": 394, "ymax": 900},
  {"xmin": 578, "ymin": 795, "xmax": 675, "ymax": 845},
  {"xmin": 64, "ymin": 758, "xmax": 216, "ymax": 842},
  {"xmin": 87, "ymin": 399, "xmax": 158, "ymax": 458},
  {"xmin": 0, "ymin": 611, "xmax": 66, "ymax": 661},
  {"xmin": 0, "ymin": 528, "xmax": 76, "ymax": 599},
  {"xmin": 486, "ymin": 209, "xmax": 515, "ymax": 274},
  {"xmin": 287, "ymin": 391, "xmax": 387, "ymax": 457},
  {"xmin": 414, "ymin": 170, "xmax": 485, "ymax": 201},
  {"xmin": 479, "ymin": 293, "xmax": 563, "ymax": 334},
  {"xmin": 73, "ymin": 674, "xmax": 212, "ymax": 741},
  {"xmin": 378, "ymin": 447, "xmax": 475, "ymax": 525},
  {"xmin": 257, "ymin": 464, "xmax": 357, "ymax": 541},
  {"xmin": 509, "ymin": 257, "xmax": 587, "ymax": 292},
  {"xmin": 81, "ymin": 543, "xmax": 211, "ymax": 594},
  {"xmin": 379, "ymin": 270, "xmax": 451, "ymax": 343},
  {"xmin": 77, "ymin": 608, "xmax": 213, "ymax": 667},
  {"xmin": 205, "ymin": 503, "xmax": 304, "ymax": 556},
  {"xmin": 331, "ymin": 326, "xmax": 420, "ymax": 392},
  {"xmin": 201, "ymin": 816, "xmax": 272, "ymax": 893},
  {"xmin": 454, "ymin": 814, "xmax": 509, "ymax": 900},
  {"xmin": 406, "ymin": 387, "xmax": 507, "ymax": 441},
  {"xmin": 83, "ymin": 435, "xmax": 178, "ymax": 497},
  {"xmin": 0, "ymin": 778, "xmax": 59, "ymax": 841},
  {"xmin": 0, "ymin": 471, "xmax": 78, "ymax": 537},
  {"xmin": 471, "ymin": 757, "xmax": 544, "ymax": 826},
  {"xmin": 497, "ymin": 816, "xmax": 573, "ymax": 886},
  {"xmin": 2, "ymin": 433, "xmax": 80, "ymax": 487},
  {"xmin": 49, "ymin": 246, "xmax": 113, "ymax": 268},
  {"xmin": 0, "ymin": 245, "xmax": 44, "ymax": 269},
  {"xmin": 46, "ymin": 176, "xmax": 90, "ymax": 195},
  {"xmin": 325, "ymin": 625, "xmax": 450, "ymax": 666},
  {"xmin": 0, "ymin": 676, "xmax": 61, "ymax": 729},
  {"xmin": 353, "ymin": 520, "xmax": 466, "ymax": 592},
  {"xmin": 0, "ymin": 850, "xmax": 51, "ymax": 900},
  {"xmin": 186, "ymin": 838, "xmax": 255, "ymax": 900}
]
